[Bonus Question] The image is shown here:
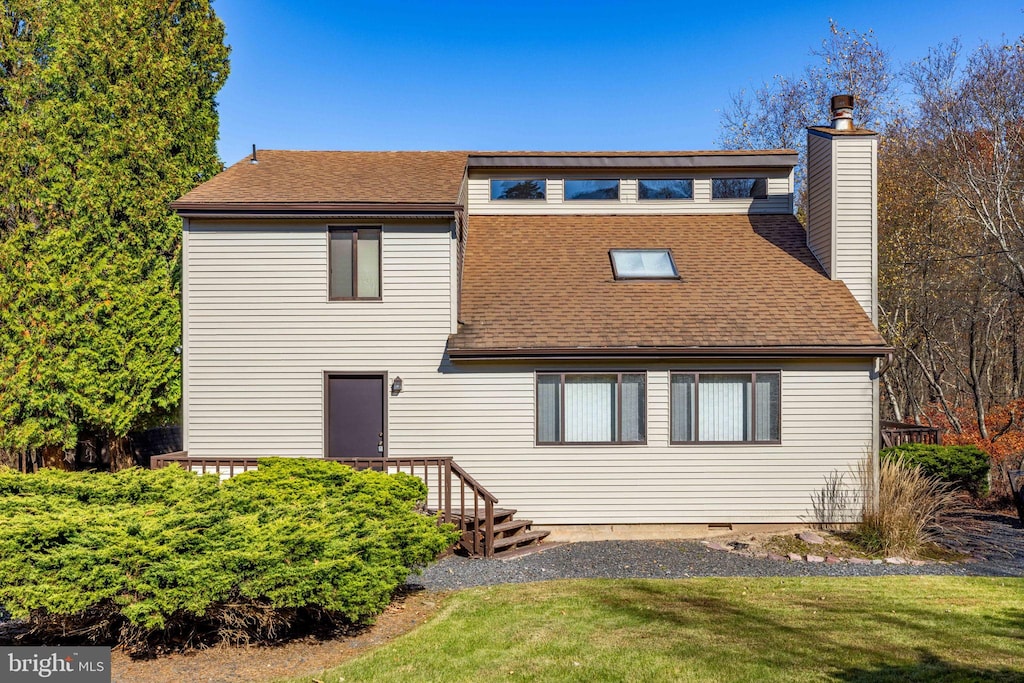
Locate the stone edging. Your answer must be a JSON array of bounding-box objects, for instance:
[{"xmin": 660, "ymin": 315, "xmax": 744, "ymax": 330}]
[{"xmin": 699, "ymin": 538, "xmax": 932, "ymax": 566}]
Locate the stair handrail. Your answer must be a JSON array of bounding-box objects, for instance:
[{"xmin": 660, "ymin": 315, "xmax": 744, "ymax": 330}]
[
  {"xmin": 449, "ymin": 459, "xmax": 497, "ymax": 557},
  {"xmin": 449, "ymin": 460, "xmax": 498, "ymax": 503}
]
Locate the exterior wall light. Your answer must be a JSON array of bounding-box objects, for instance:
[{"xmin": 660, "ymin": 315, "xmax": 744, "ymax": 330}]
[{"xmin": 391, "ymin": 376, "xmax": 403, "ymax": 395}]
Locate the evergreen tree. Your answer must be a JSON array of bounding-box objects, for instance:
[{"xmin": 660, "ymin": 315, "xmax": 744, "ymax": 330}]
[{"xmin": 0, "ymin": 0, "xmax": 229, "ymax": 468}]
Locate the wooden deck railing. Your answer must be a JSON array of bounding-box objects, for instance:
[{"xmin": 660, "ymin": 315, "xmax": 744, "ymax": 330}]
[
  {"xmin": 880, "ymin": 421, "xmax": 943, "ymax": 448},
  {"xmin": 151, "ymin": 452, "xmax": 258, "ymax": 477},
  {"xmin": 150, "ymin": 453, "xmax": 500, "ymax": 557}
]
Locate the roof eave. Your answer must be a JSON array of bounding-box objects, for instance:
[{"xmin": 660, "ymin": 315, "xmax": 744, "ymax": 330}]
[
  {"xmin": 172, "ymin": 201, "xmax": 462, "ymax": 218},
  {"xmin": 466, "ymin": 153, "xmax": 798, "ymax": 170},
  {"xmin": 446, "ymin": 345, "xmax": 893, "ymax": 361}
]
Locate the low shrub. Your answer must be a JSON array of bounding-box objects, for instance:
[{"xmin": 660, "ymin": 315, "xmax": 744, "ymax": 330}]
[
  {"xmin": 880, "ymin": 443, "xmax": 991, "ymax": 496},
  {"xmin": 0, "ymin": 459, "xmax": 459, "ymax": 655},
  {"xmin": 851, "ymin": 456, "xmax": 964, "ymax": 557}
]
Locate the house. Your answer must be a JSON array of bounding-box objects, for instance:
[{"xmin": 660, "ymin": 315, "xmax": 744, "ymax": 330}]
[{"xmin": 168, "ymin": 96, "xmax": 888, "ymax": 555}]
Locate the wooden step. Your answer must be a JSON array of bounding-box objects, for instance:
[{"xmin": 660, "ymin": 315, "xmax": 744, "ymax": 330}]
[
  {"xmin": 456, "ymin": 518, "xmax": 533, "ymax": 547},
  {"xmin": 461, "ymin": 511, "xmax": 517, "ymax": 529},
  {"xmin": 491, "ymin": 529, "xmax": 550, "ymax": 551},
  {"xmin": 492, "ymin": 518, "xmax": 533, "ymax": 536},
  {"xmin": 430, "ymin": 507, "xmax": 517, "ymax": 522}
]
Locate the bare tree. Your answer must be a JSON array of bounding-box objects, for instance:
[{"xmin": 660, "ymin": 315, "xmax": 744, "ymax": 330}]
[
  {"xmin": 719, "ymin": 20, "xmax": 897, "ymax": 218},
  {"xmin": 893, "ymin": 37, "xmax": 1024, "ymax": 439},
  {"xmin": 722, "ymin": 26, "xmax": 1024, "ymax": 452},
  {"xmin": 908, "ymin": 38, "xmax": 1024, "ymax": 301}
]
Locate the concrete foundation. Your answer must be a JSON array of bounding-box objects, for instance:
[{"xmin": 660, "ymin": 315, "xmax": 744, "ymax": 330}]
[{"xmin": 543, "ymin": 523, "xmax": 807, "ymax": 543}]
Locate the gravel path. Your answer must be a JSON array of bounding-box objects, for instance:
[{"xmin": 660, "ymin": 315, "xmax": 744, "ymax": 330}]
[{"xmin": 412, "ymin": 510, "xmax": 1024, "ymax": 591}]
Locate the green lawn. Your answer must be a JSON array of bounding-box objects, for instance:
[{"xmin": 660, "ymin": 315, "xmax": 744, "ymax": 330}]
[{"xmin": 285, "ymin": 576, "xmax": 1024, "ymax": 683}]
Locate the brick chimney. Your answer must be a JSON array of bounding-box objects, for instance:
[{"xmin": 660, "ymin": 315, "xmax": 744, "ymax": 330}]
[{"xmin": 806, "ymin": 94, "xmax": 879, "ymax": 324}]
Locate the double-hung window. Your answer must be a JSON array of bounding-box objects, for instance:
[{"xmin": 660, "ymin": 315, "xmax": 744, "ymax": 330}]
[
  {"xmin": 329, "ymin": 227, "xmax": 381, "ymax": 299},
  {"xmin": 537, "ymin": 372, "xmax": 646, "ymax": 444},
  {"xmin": 671, "ymin": 371, "xmax": 780, "ymax": 443}
]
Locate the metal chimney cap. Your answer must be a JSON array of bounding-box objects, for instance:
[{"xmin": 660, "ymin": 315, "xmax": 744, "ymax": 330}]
[
  {"xmin": 830, "ymin": 94, "xmax": 855, "ymax": 130},
  {"xmin": 831, "ymin": 94, "xmax": 855, "ymax": 110}
]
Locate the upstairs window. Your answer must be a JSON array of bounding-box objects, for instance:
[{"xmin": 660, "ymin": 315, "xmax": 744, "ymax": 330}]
[
  {"xmin": 490, "ymin": 179, "xmax": 546, "ymax": 200},
  {"xmin": 564, "ymin": 179, "xmax": 620, "ymax": 200},
  {"xmin": 638, "ymin": 179, "xmax": 694, "ymax": 200},
  {"xmin": 609, "ymin": 249, "xmax": 679, "ymax": 279},
  {"xmin": 329, "ymin": 227, "xmax": 381, "ymax": 299},
  {"xmin": 671, "ymin": 371, "xmax": 780, "ymax": 443},
  {"xmin": 712, "ymin": 177, "xmax": 768, "ymax": 199},
  {"xmin": 537, "ymin": 372, "xmax": 646, "ymax": 444}
]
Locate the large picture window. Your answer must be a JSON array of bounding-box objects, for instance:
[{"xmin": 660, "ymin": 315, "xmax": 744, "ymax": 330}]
[
  {"xmin": 329, "ymin": 227, "xmax": 381, "ymax": 299},
  {"xmin": 537, "ymin": 372, "xmax": 646, "ymax": 444},
  {"xmin": 671, "ymin": 372, "xmax": 780, "ymax": 443}
]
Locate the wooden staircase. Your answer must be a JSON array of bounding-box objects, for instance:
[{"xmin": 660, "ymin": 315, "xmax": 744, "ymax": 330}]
[
  {"xmin": 151, "ymin": 452, "xmax": 549, "ymax": 558},
  {"xmin": 445, "ymin": 506, "xmax": 550, "ymax": 557}
]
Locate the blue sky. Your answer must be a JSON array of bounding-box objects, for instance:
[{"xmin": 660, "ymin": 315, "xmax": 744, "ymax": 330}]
[{"xmin": 213, "ymin": 1, "xmax": 1023, "ymax": 163}]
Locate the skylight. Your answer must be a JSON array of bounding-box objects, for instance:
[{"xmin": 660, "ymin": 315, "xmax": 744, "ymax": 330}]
[{"xmin": 609, "ymin": 249, "xmax": 679, "ymax": 279}]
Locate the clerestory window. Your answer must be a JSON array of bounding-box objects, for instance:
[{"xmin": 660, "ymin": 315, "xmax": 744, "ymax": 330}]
[
  {"xmin": 712, "ymin": 177, "xmax": 768, "ymax": 199},
  {"xmin": 564, "ymin": 179, "xmax": 620, "ymax": 200},
  {"xmin": 490, "ymin": 179, "xmax": 546, "ymax": 200},
  {"xmin": 638, "ymin": 179, "xmax": 694, "ymax": 200}
]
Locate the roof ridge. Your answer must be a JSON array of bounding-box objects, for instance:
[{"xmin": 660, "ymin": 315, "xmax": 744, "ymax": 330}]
[{"xmin": 237, "ymin": 149, "xmax": 797, "ymax": 155}]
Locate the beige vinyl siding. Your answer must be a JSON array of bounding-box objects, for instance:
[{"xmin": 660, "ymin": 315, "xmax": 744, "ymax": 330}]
[
  {"xmin": 184, "ymin": 219, "xmax": 455, "ymax": 457},
  {"xmin": 805, "ymin": 131, "xmax": 878, "ymax": 324},
  {"xmin": 806, "ymin": 133, "xmax": 834, "ymax": 276},
  {"xmin": 833, "ymin": 137, "xmax": 878, "ymax": 324},
  {"xmin": 468, "ymin": 172, "xmax": 793, "ymax": 215},
  {"xmin": 184, "ymin": 217, "xmax": 874, "ymax": 525},
  {"xmin": 389, "ymin": 359, "xmax": 874, "ymax": 524},
  {"xmin": 181, "ymin": 218, "xmax": 192, "ymax": 452}
]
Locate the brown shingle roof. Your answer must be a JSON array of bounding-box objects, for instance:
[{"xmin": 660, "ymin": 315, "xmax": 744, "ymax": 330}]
[
  {"xmin": 173, "ymin": 150, "xmax": 469, "ymax": 208},
  {"xmin": 449, "ymin": 214, "xmax": 887, "ymax": 357},
  {"xmin": 173, "ymin": 149, "xmax": 804, "ymax": 212}
]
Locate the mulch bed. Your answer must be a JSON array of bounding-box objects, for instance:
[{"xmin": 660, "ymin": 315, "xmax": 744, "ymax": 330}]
[{"xmin": 109, "ymin": 588, "xmax": 443, "ymax": 683}]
